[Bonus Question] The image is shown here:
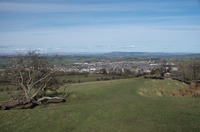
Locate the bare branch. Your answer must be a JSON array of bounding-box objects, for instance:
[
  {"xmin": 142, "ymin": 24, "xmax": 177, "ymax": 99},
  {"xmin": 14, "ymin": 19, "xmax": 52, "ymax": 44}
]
[
  {"xmin": 30, "ymin": 78, "xmax": 52, "ymax": 99},
  {"xmin": 19, "ymin": 69, "xmax": 24, "ymax": 85},
  {"xmin": 37, "ymin": 96, "xmax": 65, "ymax": 103},
  {"xmin": 30, "ymin": 71, "xmax": 55, "ymax": 88},
  {"xmin": 27, "ymin": 69, "xmax": 32, "ymax": 86},
  {"xmin": 9, "ymin": 66, "xmax": 20, "ymax": 83}
]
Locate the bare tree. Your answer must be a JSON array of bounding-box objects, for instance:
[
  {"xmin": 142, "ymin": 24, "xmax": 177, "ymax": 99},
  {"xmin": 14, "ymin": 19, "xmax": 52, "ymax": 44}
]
[
  {"xmin": 0, "ymin": 51, "xmax": 66, "ymax": 110},
  {"xmin": 191, "ymin": 60, "xmax": 200, "ymax": 80},
  {"xmin": 180, "ymin": 60, "xmax": 200, "ymax": 81},
  {"xmin": 173, "ymin": 60, "xmax": 200, "ymax": 84}
]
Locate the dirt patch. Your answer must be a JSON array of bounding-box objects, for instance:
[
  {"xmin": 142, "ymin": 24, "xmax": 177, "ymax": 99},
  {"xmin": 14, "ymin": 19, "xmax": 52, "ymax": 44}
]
[
  {"xmin": 138, "ymin": 92, "xmax": 144, "ymax": 96},
  {"xmin": 138, "ymin": 88, "xmax": 164, "ymax": 97},
  {"xmin": 156, "ymin": 91, "xmax": 163, "ymax": 96}
]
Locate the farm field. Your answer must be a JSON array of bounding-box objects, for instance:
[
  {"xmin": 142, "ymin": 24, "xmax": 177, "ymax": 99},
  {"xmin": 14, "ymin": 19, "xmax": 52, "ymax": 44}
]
[{"xmin": 0, "ymin": 78, "xmax": 200, "ymax": 132}]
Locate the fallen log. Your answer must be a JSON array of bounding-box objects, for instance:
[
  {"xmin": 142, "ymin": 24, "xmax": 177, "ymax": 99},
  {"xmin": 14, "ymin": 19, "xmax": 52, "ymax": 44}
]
[
  {"xmin": 0, "ymin": 100, "xmax": 21, "ymax": 110},
  {"xmin": 0, "ymin": 96, "xmax": 66, "ymax": 110}
]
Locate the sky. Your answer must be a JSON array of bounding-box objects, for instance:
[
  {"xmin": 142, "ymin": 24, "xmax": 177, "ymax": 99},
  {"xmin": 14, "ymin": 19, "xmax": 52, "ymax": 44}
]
[{"xmin": 0, "ymin": 0, "xmax": 200, "ymax": 53}]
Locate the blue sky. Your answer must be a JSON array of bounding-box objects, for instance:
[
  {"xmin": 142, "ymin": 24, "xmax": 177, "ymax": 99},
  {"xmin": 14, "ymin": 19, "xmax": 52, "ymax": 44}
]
[{"xmin": 0, "ymin": 0, "xmax": 200, "ymax": 53}]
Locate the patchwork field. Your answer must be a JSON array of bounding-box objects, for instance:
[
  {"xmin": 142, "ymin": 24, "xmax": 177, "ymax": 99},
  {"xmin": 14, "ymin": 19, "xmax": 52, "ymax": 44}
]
[{"xmin": 0, "ymin": 78, "xmax": 200, "ymax": 132}]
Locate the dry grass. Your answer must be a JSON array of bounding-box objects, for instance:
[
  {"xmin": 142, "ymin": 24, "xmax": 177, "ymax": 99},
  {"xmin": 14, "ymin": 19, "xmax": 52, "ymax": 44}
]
[
  {"xmin": 172, "ymin": 85, "xmax": 200, "ymax": 97},
  {"xmin": 137, "ymin": 79, "xmax": 186, "ymax": 97}
]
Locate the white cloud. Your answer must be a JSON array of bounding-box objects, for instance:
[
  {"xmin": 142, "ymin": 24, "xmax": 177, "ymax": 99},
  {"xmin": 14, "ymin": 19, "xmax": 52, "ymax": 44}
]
[
  {"xmin": 130, "ymin": 45, "xmax": 136, "ymax": 48},
  {"xmin": 14, "ymin": 48, "xmax": 27, "ymax": 51},
  {"xmin": 0, "ymin": 24, "xmax": 200, "ymax": 53}
]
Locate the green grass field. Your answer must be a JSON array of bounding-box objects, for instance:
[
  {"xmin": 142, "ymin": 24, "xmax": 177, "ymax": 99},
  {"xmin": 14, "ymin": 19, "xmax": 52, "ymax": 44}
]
[
  {"xmin": 56, "ymin": 74, "xmax": 125, "ymax": 83},
  {"xmin": 0, "ymin": 78, "xmax": 200, "ymax": 132}
]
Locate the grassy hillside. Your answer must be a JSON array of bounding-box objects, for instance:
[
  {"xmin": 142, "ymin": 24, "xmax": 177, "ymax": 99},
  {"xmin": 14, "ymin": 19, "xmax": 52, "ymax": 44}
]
[
  {"xmin": 56, "ymin": 74, "xmax": 126, "ymax": 83},
  {"xmin": 0, "ymin": 78, "xmax": 200, "ymax": 132}
]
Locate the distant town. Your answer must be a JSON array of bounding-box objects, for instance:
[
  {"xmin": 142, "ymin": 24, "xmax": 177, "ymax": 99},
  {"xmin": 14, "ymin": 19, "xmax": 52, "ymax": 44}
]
[{"xmin": 54, "ymin": 60, "xmax": 178, "ymax": 75}]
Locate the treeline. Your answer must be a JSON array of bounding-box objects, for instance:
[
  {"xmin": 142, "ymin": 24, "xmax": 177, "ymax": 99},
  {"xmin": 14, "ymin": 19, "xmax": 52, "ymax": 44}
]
[{"xmin": 172, "ymin": 60, "xmax": 200, "ymax": 82}]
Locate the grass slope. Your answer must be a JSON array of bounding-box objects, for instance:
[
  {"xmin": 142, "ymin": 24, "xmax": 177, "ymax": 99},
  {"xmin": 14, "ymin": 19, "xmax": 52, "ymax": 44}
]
[
  {"xmin": 56, "ymin": 74, "xmax": 117, "ymax": 83},
  {"xmin": 0, "ymin": 78, "xmax": 200, "ymax": 132}
]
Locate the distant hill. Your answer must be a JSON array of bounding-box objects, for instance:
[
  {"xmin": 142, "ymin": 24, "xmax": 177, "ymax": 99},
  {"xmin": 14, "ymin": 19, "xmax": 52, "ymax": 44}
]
[
  {"xmin": 0, "ymin": 51, "xmax": 200, "ymax": 59},
  {"xmin": 102, "ymin": 52, "xmax": 200, "ymax": 58}
]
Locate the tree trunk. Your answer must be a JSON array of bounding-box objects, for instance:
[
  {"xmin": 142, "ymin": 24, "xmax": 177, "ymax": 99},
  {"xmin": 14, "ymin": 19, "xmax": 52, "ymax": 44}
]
[
  {"xmin": 0, "ymin": 96, "xmax": 66, "ymax": 110},
  {"xmin": 0, "ymin": 99, "xmax": 35, "ymax": 110}
]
